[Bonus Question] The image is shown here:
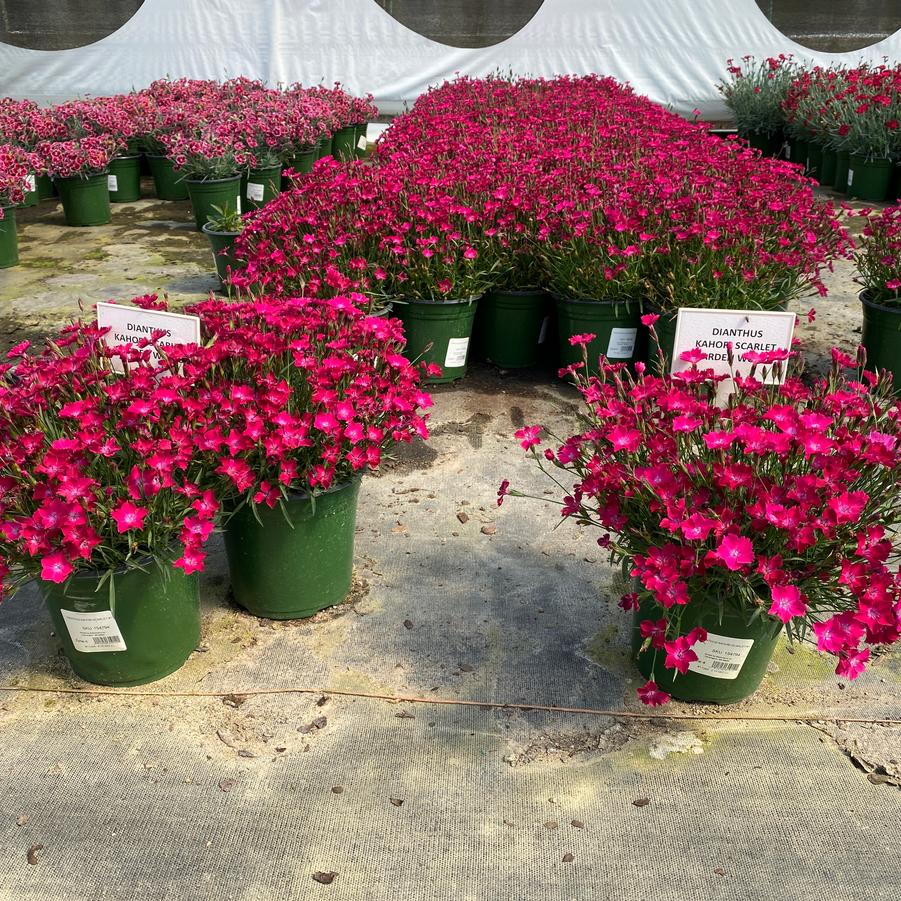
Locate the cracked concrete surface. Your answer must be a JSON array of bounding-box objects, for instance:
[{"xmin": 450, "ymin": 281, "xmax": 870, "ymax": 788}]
[{"xmin": 0, "ymin": 183, "xmax": 898, "ymax": 900}]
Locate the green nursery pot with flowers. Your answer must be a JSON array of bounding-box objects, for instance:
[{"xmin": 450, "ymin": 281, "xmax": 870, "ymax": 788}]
[
  {"xmin": 107, "ymin": 154, "xmax": 142, "ymax": 203},
  {"xmin": 475, "ymin": 288, "xmax": 551, "ymax": 369},
  {"xmin": 847, "ymin": 155, "xmax": 893, "ymax": 202},
  {"xmin": 282, "ymin": 147, "xmax": 317, "ymax": 188},
  {"xmin": 0, "ymin": 315, "xmax": 220, "ymax": 686},
  {"xmin": 395, "ymin": 297, "xmax": 482, "ymax": 384},
  {"xmin": 860, "ymin": 291, "xmax": 901, "ymax": 391},
  {"xmin": 146, "ymin": 155, "xmax": 189, "ymax": 201},
  {"xmin": 502, "ymin": 333, "xmax": 901, "ymax": 707},
  {"xmin": 55, "ymin": 173, "xmax": 112, "ymax": 227},
  {"xmin": 40, "ymin": 563, "xmax": 200, "ymax": 686},
  {"xmin": 241, "ymin": 165, "xmax": 282, "ymax": 212},
  {"xmin": 332, "ymin": 125, "xmax": 358, "ymax": 162},
  {"xmin": 186, "ymin": 176, "xmax": 242, "ymax": 231},
  {"xmin": 192, "ymin": 296, "xmax": 431, "ymax": 621},
  {"xmin": 40, "ymin": 136, "xmax": 116, "ymax": 227},
  {"xmin": 202, "ymin": 204, "xmax": 244, "ymax": 289},
  {"xmin": 224, "ymin": 481, "xmax": 361, "ymax": 619},
  {"xmin": 555, "ymin": 296, "xmax": 642, "ymax": 376}
]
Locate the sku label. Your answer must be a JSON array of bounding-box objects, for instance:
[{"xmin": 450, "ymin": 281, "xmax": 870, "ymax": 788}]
[
  {"xmin": 847, "ymin": 169, "xmax": 854, "ymax": 188},
  {"xmin": 61, "ymin": 609, "xmax": 127, "ymax": 653},
  {"xmin": 688, "ymin": 632, "xmax": 753, "ymax": 680},
  {"xmin": 107, "ymin": 174, "xmax": 118, "ymax": 192},
  {"xmin": 246, "ymin": 182, "xmax": 265, "ymax": 202},
  {"xmin": 606, "ymin": 327, "xmax": 637, "ymax": 358},
  {"xmin": 445, "ymin": 337, "xmax": 470, "ymax": 368}
]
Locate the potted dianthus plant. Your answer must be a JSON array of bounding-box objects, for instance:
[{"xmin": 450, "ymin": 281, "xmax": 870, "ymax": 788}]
[
  {"xmin": 0, "ymin": 318, "xmax": 220, "ymax": 686},
  {"xmin": 0, "ymin": 145, "xmax": 36, "ymax": 268},
  {"xmin": 203, "ymin": 204, "xmax": 244, "ymax": 291},
  {"xmin": 187, "ymin": 295, "xmax": 432, "ymax": 620},
  {"xmin": 855, "ymin": 205, "xmax": 901, "ymax": 391},
  {"xmin": 500, "ymin": 333, "xmax": 900, "ymax": 705},
  {"xmin": 168, "ymin": 130, "xmax": 245, "ymax": 230},
  {"xmin": 37, "ymin": 136, "xmax": 117, "ymax": 227}
]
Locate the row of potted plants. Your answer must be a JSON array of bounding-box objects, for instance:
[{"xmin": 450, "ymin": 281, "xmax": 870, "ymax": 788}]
[
  {"xmin": 228, "ymin": 75, "xmax": 851, "ymax": 384},
  {"xmin": 0, "ymin": 78, "xmax": 376, "ymax": 260},
  {"xmin": 719, "ymin": 57, "xmax": 901, "ymax": 202},
  {"xmin": 503, "ymin": 332, "xmax": 900, "ymax": 705},
  {"xmin": 0, "ymin": 295, "xmax": 431, "ymax": 685}
]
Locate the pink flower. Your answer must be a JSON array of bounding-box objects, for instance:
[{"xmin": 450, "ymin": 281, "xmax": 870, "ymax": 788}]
[
  {"xmin": 40, "ymin": 551, "xmax": 73, "ymax": 584},
  {"xmin": 173, "ymin": 546, "xmax": 206, "ymax": 575},
  {"xmin": 111, "ymin": 501, "xmax": 148, "ymax": 533},
  {"xmin": 835, "ymin": 648, "xmax": 870, "ymax": 680},
  {"xmin": 768, "ymin": 584, "xmax": 807, "ymax": 623},
  {"xmin": 637, "ymin": 680, "xmax": 671, "ymax": 706},
  {"xmin": 714, "ymin": 534, "xmax": 754, "ymax": 571},
  {"xmin": 826, "ymin": 491, "xmax": 868, "ymax": 525},
  {"xmin": 606, "ymin": 426, "xmax": 641, "ymax": 452},
  {"xmin": 568, "ymin": 333, "xmax": 596, "ymax": 347},
  {"xmin": 514, "ymin": 425, "xmax": 542, "ymax": 450},
  {"xmin": 664, "ymin": 635, "xmax": 698, "ymax": 673},
  {"xmin": 679, "ymin": 348, "xmax": 708, "ymax": 365},
  {"xmin": 640, "ymin": 314, "xmax": 660, "ymax": 327},
  {"xmin": 497, "ymin": 479, "xmax": 510, "ymax": 506}
]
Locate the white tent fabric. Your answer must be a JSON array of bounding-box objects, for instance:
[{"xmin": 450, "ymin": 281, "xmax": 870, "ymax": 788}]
[{"xmin": 0, "ymin": 0, "xmax": 899, "ymax": 115}]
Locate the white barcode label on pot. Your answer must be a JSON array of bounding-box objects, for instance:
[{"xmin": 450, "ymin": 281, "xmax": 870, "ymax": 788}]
[
  {"xmin": 444, "ymin": 337, "xmax": 470, "ymax": 368},
  {"xmin": 25, "ymin": 173, "xmax": 36, "ymax": 192},
  {"xmin": 538, "ymin": 316, "xmax": 549, "ymax": 345},
  {"xmin": 688, "ymin": 632, "xmax": 753, "ymax": 680},
  {"xmin": 357, "ymin": 136, "xmax": 367, "ymax": 150},
  {"xmin": 847, "ymin": 169, "xmax": 854, "ymax": 188},
  {"xmin": 236, "ymin": 195, "xmax": 242, "ymax": 214},
  {"xmin": 606, "ymin": 327, "xmax": 637, "ymax": 358},
  {"xmin": 61, "ymin": 609, "xmax": 127, "ymax": 653},
  {"xmin": 107, "ymin": 174, "xmax": 118, "ymax": 192},
  {"xmin": 246, "ymin": 182, "xmax": 265, "ymax": 202}
]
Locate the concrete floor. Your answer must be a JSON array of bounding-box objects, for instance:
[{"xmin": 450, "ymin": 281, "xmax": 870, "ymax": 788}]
[{"xmin": 0, "ymin": 185, "xmax": 898, "ymax": 900}]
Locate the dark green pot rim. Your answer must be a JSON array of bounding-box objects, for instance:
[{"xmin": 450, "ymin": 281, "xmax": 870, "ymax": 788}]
[
  {"xmin": 111, "ymin": 154, "xmax": 141, "ymax": 162},
  {"xmin": 396, "ymin": 294, "xmax": 483, "ymax": 306},
  {"xmin": 52, "ymin": 171, "xmax": 108, "ymax": 182},
  {"xmin": 860, "ymin": 288, "xmax": 901, "ymax": 314},
  {"xmin": 488, "ymin": 287, "xmax": 547, "ymax": 298},
  {"xmin": 185, "ymin": 175, "xmax": 241, "ymax": 185},
  {"xmin": 552, "ymin": 293, "xmax": 640, "ymax": 308},
  {"xmin": 201, "ymin": 223, "xmax": 242, "ymax": 238}
]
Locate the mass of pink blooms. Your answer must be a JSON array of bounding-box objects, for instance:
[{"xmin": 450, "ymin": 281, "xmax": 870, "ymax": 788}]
[
  {"xmin": 0, "ymin": 295, "xmax": 430, "ymax": 598},
  {"xmin": 0, "ymin": 143, "xmax": 37, "ymax": 215},
  {"xmin": 855, "ymin": 204, "xmax": 901, "ymax": 303},
  {"xmin": 0, "ymin": 78, "xmax": 377, "ymax": 182},
  {"xmin": 503, "ymin": 328, "xmax": 900, "ymax": 703},
  {"xmin": 232, "ymin": 75, "xmax": 850, "ymax": 311}
]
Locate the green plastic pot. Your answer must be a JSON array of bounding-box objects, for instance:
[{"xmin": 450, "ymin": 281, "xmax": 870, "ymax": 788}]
[
  {"xmin": 834, "ymin": 151, "xmax": 850, "ymax": 192},
  {"xmin": 318, "ymin": 135, "xmax": 334, "ymax": 159},
  {"xmin": 241, "ymin": 165, "xmax": 282, "ymax": 211},
  {"xmin": 146, "ymin": 154, "xmax": 189, "ymax": 201},
  {"xmin": 186, "ymin": 175, "xmax": 242, "ymax": 231},
  {"xmin": 39, "ymin": 562, "xmax": 200, "ymax": 686},
  {"xmin": 806, "ymin": 143, "xmax": 823, "ymax": 181},
  {"xmin": 353, "ymin": 124, "xmax": 368, "ymax": 159},
  {"xmin": 861, "ymin": 290, "xmax": 901, "ymax": 392},
  {"xmin": 847, "ymin": 155, "xmax": 893, "ymax": 202},
  {"xmin": 786, "ymin": 138, "xmax": 808, "ymax": 167},
  {"xmin": 555, "ymin": 296, "xmax": 642, "ymax": 377},
  {"xmin": 475, "ymin": 288, "xmax": 551, "ymax": 368},
  {"xmin": 282, "ymin": 147, "xmax": 317, "ymax": 188},
  {"xmin": 395, "ymin": 296, "xmax": 481, "ymax": 384},
  {"xmin": 107, "ymin": 155, "xmax": 141, "ymax": 202},
  {"xmin": 332, "ymin": 125, "xmax": 358, "ymax": 161},
  {"xmin": 36, "ymin": 173, "xmax": 56, "ymax": 200},
  {"xmin": 741, "ymin": 129, "xmax": 782, "ymax": 157},
  {"xmin": 632, "ymin": 595, "xmax": 783, "ymax": 704},
  {"xmin": 224, "ymin": 480, "xmax": 361, "ymax": 620},
  {"xmin": 819, "ymin": 149, "xmax": 838, "ymax": 186},
  {"xmin": 0, "ymin": 207, "xmax": 19, "ymax": 268},
  {"xmin": 202, "ymin": 223, "xmax": 241, "ymax": 287},
  {"xmin": 55, "ymin": 173, "xmax": 111, "ymax": 227}
]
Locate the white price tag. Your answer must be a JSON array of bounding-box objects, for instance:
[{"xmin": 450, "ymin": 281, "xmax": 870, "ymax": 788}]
[
  {"xmin": 784, "ymin": 143, "xmax": 790, "ymax": 157},
  {"xmin": 688, "ymin": 632, "xmax": 754, "ymax": 680},
  {"xmin": 61, "ymin": 609, "xmax": 127, "ymax": 653},
  {"xmin": 25, "ymin": 173, "xmax": 36, "ymax": 192},
  {"xmin": 96, "ymin": 302, "xmax": 201, "ymax": 372},
  {"xmin": 236, "ymin": 195, "xmax": 242, "ymax": 214},
  {"xmin": 107, "ymin": 174, "xmax": 118, "ymax": 192},
  {"xmin": 444, "ymin": 337, "xmax": 470, "ymax": 368},
  {"xmin": 356, "ymin": 135, "xmax": 368, "ymax": 150},
  {"xmin": 537, "ymin": 316, "xmax": 549, "ymax": 345},
  {"xmin": 606, "ymin": 327, "xmax": 637, "ymax": 358},
  {"xmin": 246, "ymin": 181, "xmax": 265, "ymax": 202},
  {"xmin": 847, "ymin": 169, "xmax": 854, "ymax": 188}
]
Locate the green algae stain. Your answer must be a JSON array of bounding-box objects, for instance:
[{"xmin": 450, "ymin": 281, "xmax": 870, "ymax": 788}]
[{"xmin": 770, "ymin": 638, "xmax": 835, "ymax": 681}]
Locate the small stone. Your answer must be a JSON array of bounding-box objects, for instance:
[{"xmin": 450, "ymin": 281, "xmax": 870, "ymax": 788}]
[
  {"xmin": 480, "ymin": 524, "xmax": 497, "ymax": 535},
  {"xmin": 570, "ymin": 819, "xmax": 584, "ymax": 829},
  {"xmin": 218, "ymin": 778, "xmax": 236, "ymax": 793},
  {"xmin": 714, "ymin": 868, "xmax": 727, "ymax": 877},
  {"xmin": 389, "ymin": 798, "xmax": 404, "ymax": 807},
  {"xmin": 15, "ymin": 815, "xmax": 28, "ymax": 827},
  {"xmin": 237, "ymin": 750, "xmax": 255, "ymax": 759},
  {"xmin": 562, "ymin": 853, "xmax": 575, "ymax": 863},
  {"xmin": 403, "ymin": 619, "xmax": 414, "ymax": 630},
  {"xmin": 632, "ymin": 798, "xmax": 650, "ymax": 807},
  {"xmin": 331, "ymin": 786, "xmax": 344, "ymax": 794},
  {"xmin": 543, "ymin": 820, "xmax": 558, "ymax": 829},
  {"xmin": 312, "ymin": 871, "xmax": 337, "ymax": 885},
  {"xmin": 26, "ymin": 843, "xmax": 43, "ymax": 865},
  {"xmin": 456, "ymin": 511, "xmax": 470, "ymax": 524}
]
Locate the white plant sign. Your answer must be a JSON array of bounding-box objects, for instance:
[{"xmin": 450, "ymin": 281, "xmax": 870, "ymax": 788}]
[
  {"xmin": 96, "ymin": 302, "xmax": 201, "ymax": 372},
  {"xmin": 670, "ymin": 308, "xmax": 796, "ymax": 400}
]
